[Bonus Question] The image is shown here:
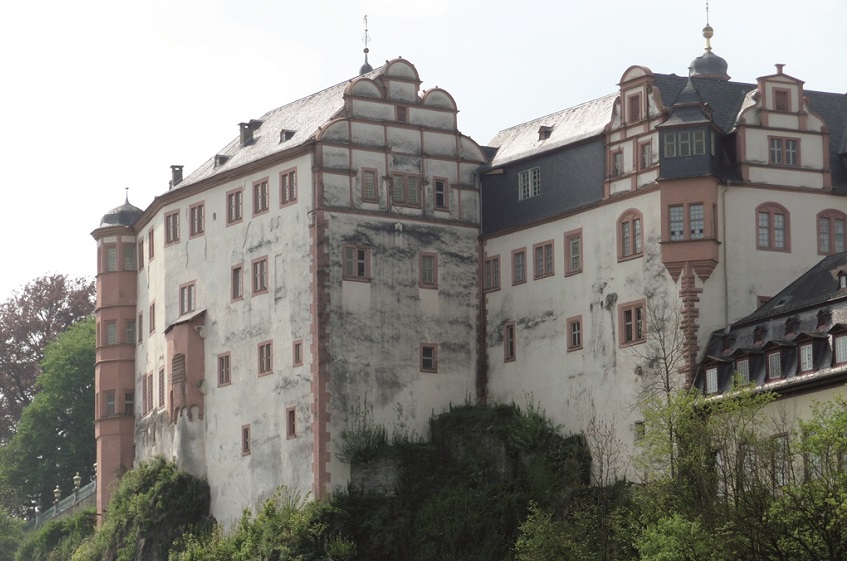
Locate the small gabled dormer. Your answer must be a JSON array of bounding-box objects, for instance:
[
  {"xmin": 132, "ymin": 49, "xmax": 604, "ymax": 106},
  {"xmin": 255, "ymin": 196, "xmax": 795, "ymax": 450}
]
[{"xmin": 837, "ymin": 270, "xmax": 847, "ymax": 291}]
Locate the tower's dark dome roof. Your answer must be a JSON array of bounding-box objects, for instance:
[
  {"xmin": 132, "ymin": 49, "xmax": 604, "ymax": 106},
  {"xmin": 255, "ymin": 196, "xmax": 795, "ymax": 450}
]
[
  {"xmin": 100, "ymin": 200, "xmax": 143, "ymax": 227},
  {"xmin": 690, "ymin": 50, "xmax": 730, "ymax": 81}
]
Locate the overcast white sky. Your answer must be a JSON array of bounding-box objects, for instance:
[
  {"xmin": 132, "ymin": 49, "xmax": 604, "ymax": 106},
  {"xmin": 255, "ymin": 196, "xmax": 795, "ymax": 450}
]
[{"xmin": 0, "ymin": 0, "xmax": 844, "ymax": 301}]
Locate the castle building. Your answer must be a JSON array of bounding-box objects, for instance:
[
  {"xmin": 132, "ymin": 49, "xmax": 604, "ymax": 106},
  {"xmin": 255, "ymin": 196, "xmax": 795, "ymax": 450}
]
[{"xmin": 93, "ymin": 24, "xmax": 847, "ymax": 522}]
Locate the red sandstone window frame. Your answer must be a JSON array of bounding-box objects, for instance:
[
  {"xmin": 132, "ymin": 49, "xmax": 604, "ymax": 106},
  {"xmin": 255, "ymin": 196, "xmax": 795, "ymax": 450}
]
[
  {"xmin": 253, "ymin": 177, "xmax": 270, "ymax": 216},
  {"xmin": 610, "ymin": 149, "xmax": 624, "ymax": 178},
  {"xmin": 360, "ymin": 168, "xmax": 379, "ymax": 203},
  {"xmin": 137, "ymin": 313, "xmax": 143, "ymax": 344},
  {"xmin": 158, "ymin": 368, "xmax": 165, "ymax": 409},
  {"xmin": 533, "ymin": 240, "xmax": 554, "ymax": 279},
  {"xmin": 512, "ymin": 248, "xmax": 527, "ymax": 285},
  {"xmin": 293, "ymin": 340, "xmax": 303, "ymax": 366},
  {"xmin": 102, "ymin": 243, "xmax": 117, "ymax": 273},
  {"xmin": 286, "ymin": 406, "xmax": 297, "ymax": 439},
  {"xmin": 124, "ymin": 320, "xmax": 135, "ymax": 345},
  {"xmin": 419, "ymin": 252, "xmax": 438, "ymax": 289},
  {"xmin": 503, "ymin": 321, "xmax": 516, "ymax": 362},
  {"xmin": 124, "ymin": 391, "xmax": 134, "ymax": 416},
  {"xmin": 567, "ymin": 316, "xmax": 583, "ymax": 352},
  {"xmin": 123, "ymin": 243, "xmax": 136, "ymax": 271},
  {"xmin": 226, "ymin": 188, "xmax": 244, "ymax": 225},
  {"xmin": 231, "ymin": 264, "xmax": 244, "ymax": 301},
  {"xmin": 252, "ymin": 256, "xmax": 269, "ymax": 295},
  {"xmin": 258, "ymin": 340, "xmax": 273, "ymax": 376},
  {"xmin": 164, "ymin": 211, "xmax": 180, "ymax": 245},
  {"xmin": 768, "ymin": 136, "xmax": 800, "ymax": 167},
  {"xmin": 816, "ymin": 209, "xmax": 847, "ymax": 255},
  {"xmin": 773, "ymin": 88, "xmax": 791, "ymax": 112},
  {"xmin": 148, "ymin": 228, "xmax": 155, "ymax": 261},
  {"xmin": 395, "ymin": 106, "xmax": 408, "ymax": 123},
  {"xmin": 104, "ymin": 390, "xmax": 116, "ymax": 417},
  {"xmin": 564, "ymin": 229, "xmax": 582, "ymax": 276},
  {"xmin": 617, "ymin": 209, "xmax": 643, "ymax": 261},
  {"xmin": 241, "ymin": 424, "xmax": 251, "ymax": 456},
  {"xmin": 766, "ymin": 350, "xmax": 783, "ymax": 381},
  {"xmin": 343, "ymin": 245, "xmax": 371, "ymax": 282},
  {"xmin": 137, "ymin": 239, "xmax": 144, "ymax": 270},
  {"xmin": 627, "ymin": 92, "xmax": 642, "ymax": 123},
  {"xmin": 280, "ymin": 168, "xmax": 297, "ymax": 207},
  {"xmin": 218, "ymin": 352, "xmax": 232, "ymax": 387},
  {"xmin": 390, "ymin": 172, "xmax": 422, "ymax": 207},
  {"xmin": 618, "ymin": 299, "xmax": 646, "ymax": 347},
  {"xmin": 483, "ymin": 256, "xmax": 500, "ymax": 292},
  {"xmin": 756, "ymin": 203, "xmax": 791, "ymax": 252},
  {"xmin": 799, "ymin": 343, "xmax": 814, "ymax": 373},
  {"xmin": 518, "ymin": 167, "xmax": 541, "ymax": 200},
  {"xmin": 149, "ymin": 302, "xmax": 155, "ymax": 333},
  {"xmin": 420, "ymin": 343, "xmax": 438, "ymax": 373},
  {"xmin": 638, "ymin": 140, "xmax": 653, "ymax": 171},
  {"xmin": 189, "ymin": 202, "xmax": 205, "ymax": 238},
  {"xmin": 433, "ymin": 177, "xmax": 449, "ymax": 211},
  {"xmin": 105, "ymin": 321, "xmax": 117, "ymax": 345},
  {"xmin": 179, "ymin": 281, "xmax": 196, "ymax": 316}
]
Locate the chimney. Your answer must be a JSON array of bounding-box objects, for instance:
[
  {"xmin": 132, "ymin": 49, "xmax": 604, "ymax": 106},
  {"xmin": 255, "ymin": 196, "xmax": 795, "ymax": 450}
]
[
  {"xmin": 775, "ymin": 63, "xmax": 785, "ymax": 75},
  {"xmin": 171, "ymin": 165, "xmax": 184, "ymax": 188},
  {"xmin": 239, "ymin": 122, "xmax": 253, "ymax": 146}
]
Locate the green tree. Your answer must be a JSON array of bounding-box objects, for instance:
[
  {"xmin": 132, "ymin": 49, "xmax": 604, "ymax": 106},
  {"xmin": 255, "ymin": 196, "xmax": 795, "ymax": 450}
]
[
  {"xmin": 0, "ymin": 318, "xmax": 96, "ymax": 514},
  {"xmin": 0, "ymin": 507, "xmax": 26, "ymax": 561}
]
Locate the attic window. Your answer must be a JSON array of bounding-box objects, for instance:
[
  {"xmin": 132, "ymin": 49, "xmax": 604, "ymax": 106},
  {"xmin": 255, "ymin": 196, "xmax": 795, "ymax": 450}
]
[
  {"xmin": 838, "ymin": 272, "xmax": 847, "ymax": 290},
  {"xmin": 215, "ymin": 154, "xmax": 230, "ymax": 167},
  {"xmin": 753, "ymin": 326, "xmax": 766, "ymax": 345},
  {"xmin": 785, "ymin": 317, "xmax": 799, "ymax": 336},
  {"xmin": 280, "ymin": 130, "xmax": 295, "ymax": 143},
  {"xmin": 721, "ymin": 335, "xmax": 733, "ymax": 352},
  {"xmin": 538, "ymin": 126, "xmax": 553, "ymax": 141},
  {"xmin": 396, "ymin": 106, "xmax": 407, "ymax": 123},
  {"xmin": 817, "ymin": 309, "xmax": 832, "ymax": 329},
  {"xmin": 774, "ymin": 89, "xmax": 790, "ymax": 112}
]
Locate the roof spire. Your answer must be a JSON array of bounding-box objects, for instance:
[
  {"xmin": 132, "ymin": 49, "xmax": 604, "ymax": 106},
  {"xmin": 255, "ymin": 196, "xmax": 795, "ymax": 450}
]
[
  {"xmin": 703, "ymin": 1, "xmax": 713, "ymax": 52},
  {"xmin": 359, "ymin": 15, "xmax": 373, "ymax": 75},
  {"xmin": 125, "ymin": 187, "xmax": 129, "ymax": 204}
]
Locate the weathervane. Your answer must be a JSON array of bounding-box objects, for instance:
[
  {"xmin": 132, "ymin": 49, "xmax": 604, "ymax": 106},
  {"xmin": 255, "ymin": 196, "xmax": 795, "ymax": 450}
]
[
  {"xmin": 703, "ymin": 1, "xmax": 714, "ymax": 52},
  {"xmin": 359, "ymin": 15, "xmax": 373, "ymax": 74}
]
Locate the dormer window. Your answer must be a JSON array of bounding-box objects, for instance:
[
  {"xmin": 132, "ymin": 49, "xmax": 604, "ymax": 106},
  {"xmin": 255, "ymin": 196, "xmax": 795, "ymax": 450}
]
[
  {"xmin": 817, "ymin": 309, "xmax": 832, "ymax": 329},
  {"xmin": 663, "ymin": 129, "xmax": 706, "ymax": 158},
  {"xmin": 839, "ymin": 272, "xmax": 847, "ymax": 290},
  {"xmin": 627, "ymin": 93, "xmax": 642, "ymax": 123},
  {"xmin": 538, "ymin": 126, "xmax": 553, "ymax": 141},
  {"xmin": 785, "ymin": 317, "xmax": 799, "ymax": 337},
  {"xmin": 754, "ymin": 326, "xmax": 766, "ymax": 345},
  {"xmin": 769, "ymin": 137, "xmax": 799, "ymax": 167},
  {"xmin": 280, "ymin": 130, "xmax": 295, "ymax": 142},
  {"xmin": 215, "ymin": 154, "xmax": 229, "ymax": 167},
  {"xmin": 774, "ymin": 89, "xmax": 790, "ymax": 112}
]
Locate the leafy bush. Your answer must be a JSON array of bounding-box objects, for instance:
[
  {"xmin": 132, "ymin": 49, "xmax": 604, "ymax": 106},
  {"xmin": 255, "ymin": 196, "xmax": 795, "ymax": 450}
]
[{"xmin": 15, "ymin": 508, "xmax": 95, "ymax": 561}]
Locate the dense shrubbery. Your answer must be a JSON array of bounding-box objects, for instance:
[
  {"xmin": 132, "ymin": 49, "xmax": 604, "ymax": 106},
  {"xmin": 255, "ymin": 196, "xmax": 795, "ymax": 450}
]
[{"xmin": 15, "ymin": 508, "xmax": 95, "ymax": 561}]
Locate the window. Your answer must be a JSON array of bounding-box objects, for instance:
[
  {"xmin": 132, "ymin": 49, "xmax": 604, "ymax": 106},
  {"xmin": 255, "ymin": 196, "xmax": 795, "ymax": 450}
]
[
  {"xmin": 618, "ymin": 210, "xmax": 643, "ymax": 259},
  {"xmin": 148, "ymin": 228, "xmax": 155, "ymax": 260},
  {"xmin": 705, "ymin": 366, "xmax": 718, "ymax": 394},
  {"xmin": 158, "ymin": 368, "xmax": 165, "ymax": 408},
  {"xmin": 123, "ymin": 243, "xmax": 136, "ymax": 271},
  {"xmin": 293, "ymin": 340, "xmax": 303, "ymax": 366},
  {"xmin": 396, "ymin": 106, "xmax": 407, "ymax": 122},
  {"xmin": 769, "ymin": 137, "xmax": 799, "ymax": 167},
  {"xmin": 137, "ymin": 313, "xmax": 143, "ymax": 343},
  {"xmin": 105, "ymin": 391, "xmax": 116, "ymax": 417},
  {"xmin": 149, "ymin": 303, "xmax": 155, "ymax": 333},
  {"xmin": 343, "ymin": 245, "xmax": 371, "ymax": 281},
  {"xmin": 835, "ymin": 335, "xmax": 847, "ymax": 365},
  {"xmin": 611, "ymin": 150, "xmax": 624, "ymax": 177},
  {"xmin": 124, "ymin": 391, "xmax": 134, "ymax": 416},
  {"xmin": 756, "ymin": 203, "xmax": 790, "ymax": 251},
  {"xmin": 736, "ymin": 358, "xmax": 750, "ymax": 383},
  {"xmin": 226, "ymin": 188, "xmax": 243, "ymax": 224},
  {"xmin": 619, "ymin": 300, "xmax": 646, "ymax": 346},
  {"xmin": 767, "ymin": 351, "xmax": 782, "ymax": 380},
  {"xmin": 137, "ymin": 239, "xmax": 144, "ymax": 270},
  {"xmin": 664, "ymin": 129, "xmax": 706, "ymax": 157},
  {"xmin": 800, "ymin": 343, "xmax": 814, "ymax": 372},
  {"xmin": 518, "ymin": 167, "xmax": 541, "ymax": 200},
  {"xmin": 258, "ymin": 341, "xmax": 273, "ymax": 375},
  {"xmin": 252, "ymin": 257, "xmax": 269, "ymax": 294},
  {"xmin": 627, "ymin": 93, "xmax": 641, "ymax": 123},
  {"xmin": 145, "ymin": 372, "xmax": 154, "ymax": 414},
  {"xmin": 253, "ymin": 179, "xmax": 269, "ymax": 215},
  {"xmin": 504, "ymin": 322, "xmax": 516, "ymax": 362},
  {"xmin": 390, "ymin": 173, "xmax": 421, "ymax": 206},
  {"xmin": 639, "ymin": 142, "xmax": 653, "ymax": 170},
  {"xmin": 774, "ymin": 89, "xmax": 790, "ymax": 112},
  {"xmin": 420, "ymin": 344, "xmax": 437, "ymax": 372},
  {"xmin": 124, "ymin": 321, "xmax": 135, "ymax": 345},
  {"xmin": 565, "ymin": 229, "xmax": 582, "ymax": 275},
  {"xmin": 567, "ymin": 316, "xmax": 582, "ymax": 351},
  {"xmin": 179, "ymin": 282, "xmax": 196, "ymax": 315},
  {"xmin": 817, "ymin": 210, "xmax": 846, "ymax": 255},
  {"xmin": 668, "ymin": 203, "xmax": 705, "ymax": 241},
  {"xmin": 512, "ymin": 249, "xmax": 526, "ymax": 285},
  {"xmin": 419, "ymin": 252, "xmax": 437, "ymax": 288},
  {"xmin": 484, "ymin": 256, "xmax": 500, "ymax": 292},
  {"xmin": 218, "ymin": 353, "xmax": 231, "ymax": 386},
  {"xmin": 361, "ymin": 168, "xmax": 378, "ymax": 203},
  {"xmin": 231, "ymin": 265, "xmax": 243, "ymax": 301},
  {"xmin": 434, "ymin": 178, "xmax": 448, "ymax": 210},
  {"xmin": 165, "ymin": 211, "xmax": 180, "ymax": 245},
  {"xmin": 189, "ymin": 203, "xmax": 205, "ymax": 237},
  {"xmin": 242, "ymin": 424, "xmax": 251, "ymax": 455},
  {"xmin": 533, "ymin": 241, "xmax": 554, "ymax": 279},
  {"xmin": 280, "ymin": 169, "xmax": 297, "ymax": 206},
  {"xmin": 105, "ymin": 246, "xmax": 117, "ymax": 272},
  {"xmin": 287, "ymin": 407, "xmax": 297, "ymax": 439},
  {"xmin": 106, "ymin": 321, "xmax": 117, "ymax": 345}
]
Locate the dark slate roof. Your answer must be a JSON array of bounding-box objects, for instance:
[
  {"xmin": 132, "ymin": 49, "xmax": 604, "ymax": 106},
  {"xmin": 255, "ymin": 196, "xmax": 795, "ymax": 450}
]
[
  {"xmin": 100, "ymin": 200, "xmax": 143, "ymax": 228},
  {"xmin": 806, "ymin": 90, "xmax": 847, "ymax": 189},
  {"xmin": 651, "ymin": 74, "xmax": 754, "ymax": 134}
]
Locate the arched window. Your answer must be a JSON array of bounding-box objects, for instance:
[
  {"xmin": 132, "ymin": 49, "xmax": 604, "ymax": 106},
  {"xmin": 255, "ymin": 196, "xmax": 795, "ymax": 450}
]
[
  {"xmin": 617, "ymin": 209, "xmax": 644, "ymax": 260},
  {"xmin": 816, "ymin": 209, "xmax": 846, "ymax": 255},
  {"xmin": 755, "ymin": 203, "xmax": 790, "ymax": 252}
]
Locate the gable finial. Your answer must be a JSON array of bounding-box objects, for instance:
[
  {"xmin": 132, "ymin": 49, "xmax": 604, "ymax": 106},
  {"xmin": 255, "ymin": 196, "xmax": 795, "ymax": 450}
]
[
  {"xmin": 125, "ymin": 187, "xmax": 129, "ymax": 204},
  {"xmin": 359, "ymin": 15, "xmax": 373, "ymax": 75},
  {"xmin": 703, "ymin": 1, "xmax": 714, "ymax": 52}
]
